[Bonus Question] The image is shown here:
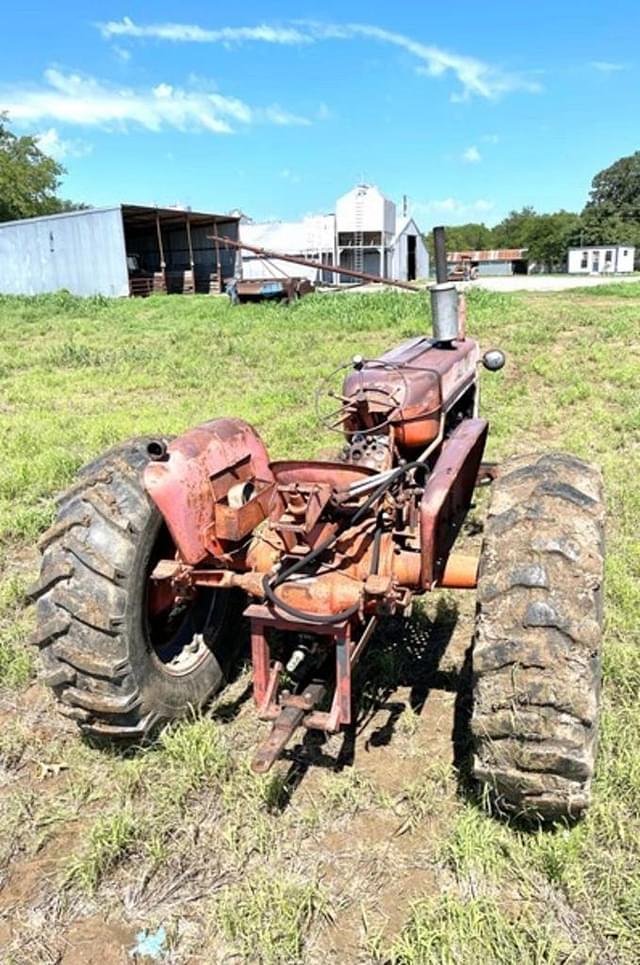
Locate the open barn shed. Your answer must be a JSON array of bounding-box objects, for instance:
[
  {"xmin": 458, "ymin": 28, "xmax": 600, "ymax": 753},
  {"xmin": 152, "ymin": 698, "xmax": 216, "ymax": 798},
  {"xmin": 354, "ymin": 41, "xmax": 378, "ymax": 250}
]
[
  {"xmin": 0, "ymin": 205, "xmax": 239, "ymax": 297},
  {"xmin": 447, "ymin": 248, "xmax": 529, "ymax": 277}
]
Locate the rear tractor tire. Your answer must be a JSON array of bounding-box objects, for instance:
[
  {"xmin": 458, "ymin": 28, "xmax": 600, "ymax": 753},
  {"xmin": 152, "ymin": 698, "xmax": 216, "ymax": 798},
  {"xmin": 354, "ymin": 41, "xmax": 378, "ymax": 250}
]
[
  {"xmin": 30, "ymin": 438, "xmax": 242, "ymax": 740},
  {"xmin": 471, "ymin": 452, "xmax": 605, "ymax": 822}
]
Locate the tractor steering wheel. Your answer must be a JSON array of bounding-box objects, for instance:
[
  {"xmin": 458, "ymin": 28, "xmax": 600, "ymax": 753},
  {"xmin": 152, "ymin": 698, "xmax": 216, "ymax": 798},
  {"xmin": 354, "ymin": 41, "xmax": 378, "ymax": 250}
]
[{"xmin": 314, "ymin": 357, "xmax": 409, "ymax": 435}]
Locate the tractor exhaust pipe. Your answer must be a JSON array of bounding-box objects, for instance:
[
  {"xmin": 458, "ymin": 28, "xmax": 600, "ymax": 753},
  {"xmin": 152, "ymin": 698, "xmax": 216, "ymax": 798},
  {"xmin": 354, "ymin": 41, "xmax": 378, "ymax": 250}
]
[
  {"xmin": 433, "ymin": 225, "xmax": 448, "ymax": 284},
  {"xmin": 430, "ymin": 226, "xmax": 459, "ymax": 344}
]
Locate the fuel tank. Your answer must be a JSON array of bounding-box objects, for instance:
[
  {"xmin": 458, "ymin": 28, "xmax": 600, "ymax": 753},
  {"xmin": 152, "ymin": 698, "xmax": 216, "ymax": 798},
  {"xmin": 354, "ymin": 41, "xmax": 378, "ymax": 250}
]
[{"xmin": 342, "ymin": 336, "xmax": 479, "ymax": 448}]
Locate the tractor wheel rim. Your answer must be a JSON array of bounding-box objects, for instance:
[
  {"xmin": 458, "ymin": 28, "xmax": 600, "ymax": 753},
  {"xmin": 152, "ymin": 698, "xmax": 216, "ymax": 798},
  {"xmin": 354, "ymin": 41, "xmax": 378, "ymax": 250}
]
[
  {"xmin": 145, "ymin": 527, "xmax": 221, "ymax": 677},
  {"xmin": 147, "ymin": 593, "xmax": 217, "ymax": 676}
]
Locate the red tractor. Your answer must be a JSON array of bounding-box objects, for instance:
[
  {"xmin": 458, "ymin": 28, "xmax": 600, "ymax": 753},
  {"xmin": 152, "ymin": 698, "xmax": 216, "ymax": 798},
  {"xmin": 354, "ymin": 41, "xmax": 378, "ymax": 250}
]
[{"xmin": 31, "ymin": 229, "xmax": 604, "ymax": 822}]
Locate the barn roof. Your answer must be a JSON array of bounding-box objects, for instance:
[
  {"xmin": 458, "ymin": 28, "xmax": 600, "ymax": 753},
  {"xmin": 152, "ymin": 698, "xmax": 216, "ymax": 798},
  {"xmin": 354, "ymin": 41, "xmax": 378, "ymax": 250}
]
[
  {"xmin": 0, "ymin": 203, "xmax": 238, "ymax": 230},
  {"xmin": 392, "ymin": 216, "xmax": 425, "ymax": 246},
  {"xmin": 448, "ymin": 249, "xmax": 528, "ymax": 262}
]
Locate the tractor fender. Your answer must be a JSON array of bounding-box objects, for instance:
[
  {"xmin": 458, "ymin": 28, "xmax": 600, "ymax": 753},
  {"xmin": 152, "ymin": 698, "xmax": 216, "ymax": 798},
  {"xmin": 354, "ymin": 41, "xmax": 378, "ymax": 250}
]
[
  {"xmin": 420, "ymin": 417, "xmax": 488, "ymax": 589},
  {"xmin": 144, "ymin": 418, "xmax": 273, "ymax": 564}
]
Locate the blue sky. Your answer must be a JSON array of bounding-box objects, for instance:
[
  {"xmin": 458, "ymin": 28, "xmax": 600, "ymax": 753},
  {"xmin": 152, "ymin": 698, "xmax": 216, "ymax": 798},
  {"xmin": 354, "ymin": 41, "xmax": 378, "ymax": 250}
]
[{"xmin": 1, "ymin": 1, "xmax": 638, "ymax": 226}]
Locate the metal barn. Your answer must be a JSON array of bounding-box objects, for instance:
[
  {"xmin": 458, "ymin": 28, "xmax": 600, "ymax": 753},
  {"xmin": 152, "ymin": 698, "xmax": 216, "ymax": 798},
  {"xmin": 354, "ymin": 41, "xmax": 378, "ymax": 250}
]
[{"xmin": 0, "ymin": 205, "xmax": 239, "ymax": 297}]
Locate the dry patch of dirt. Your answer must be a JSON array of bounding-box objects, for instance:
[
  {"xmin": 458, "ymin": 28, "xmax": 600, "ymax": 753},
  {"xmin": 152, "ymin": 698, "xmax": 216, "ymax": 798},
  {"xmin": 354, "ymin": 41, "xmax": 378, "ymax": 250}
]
[
  {"xmin": 61, "ymin": 917, "xmax": 137, "ymax": 965},
  {"xmin": 0, "ymin": 598, "xmax": 478, "ymax": 964}
]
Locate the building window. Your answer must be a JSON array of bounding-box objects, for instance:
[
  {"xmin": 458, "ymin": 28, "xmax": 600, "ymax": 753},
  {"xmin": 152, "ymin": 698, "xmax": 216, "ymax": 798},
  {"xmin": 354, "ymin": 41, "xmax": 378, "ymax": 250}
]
[
  {"xmin": 605, "ymin": 250, "xmax": 613, "ymax": 263},
  {"xmin": 338, "ymin": 231, "xmax": 382, "ymax": 247},
  {"xmin": 623, "ymin": 249, "xmax": 628, "ymax": 256},
  {"xmin": 580, "ymin": 252, "xmax": 588, "ymax": 269}
]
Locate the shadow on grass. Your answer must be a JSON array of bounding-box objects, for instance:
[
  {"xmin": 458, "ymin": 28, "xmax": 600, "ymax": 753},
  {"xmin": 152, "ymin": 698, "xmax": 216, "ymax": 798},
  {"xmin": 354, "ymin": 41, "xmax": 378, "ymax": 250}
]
[
  {"xmin": 266, "ymin": 597, "xmax": 478, "ymax": 812},
  {"xmin": 80, "ymin": 598, "xmax": 485, "ymax": 819}
]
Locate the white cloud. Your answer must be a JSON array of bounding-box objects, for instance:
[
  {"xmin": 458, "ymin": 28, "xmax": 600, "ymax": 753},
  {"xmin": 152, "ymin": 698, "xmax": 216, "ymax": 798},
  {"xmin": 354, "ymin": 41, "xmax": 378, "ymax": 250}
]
[
  {"xmin": 152, "ymin": 82, "xmax": 172, "ymax": 99},
  {"xmin": 2, "ymin": 68, "xmax": 309, "ymax": 134},
  {"xmin": 98, "ymin": 18, "xmax": 541, "ymax": 100},
  {"xmin": 264, "ymin": 105, "xmax": 310, "ymax": 126},
  {"xmin": 309, "ymin": 22, "xmax": 540, "ymax": 99},
  {"xmin": 411, "ymin": 198, "xmax": 495, "ymax": 222},
  {"xmin": 481, "ymin": 133, "xmax": 499, "ymax": 144},
  {"xmin": 35, "ymin": 127, "xmax": 92, "ymax": 160},
  {"xmin": 100, "ymin": 17, "xmax": 310, "ymax": 45},
  {"xmin": 462, "ymin": 145, "xmax": 481, "ymax": 163},
  {"xmin": 590, "ymin": 60, "xmax": 627, "ymax": 72}
]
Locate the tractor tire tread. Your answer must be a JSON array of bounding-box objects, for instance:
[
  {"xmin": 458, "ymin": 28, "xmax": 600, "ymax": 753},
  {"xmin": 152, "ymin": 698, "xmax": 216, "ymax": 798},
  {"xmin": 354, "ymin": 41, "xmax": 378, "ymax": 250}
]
[
  {"xmin": 471, "ymin": 451, "xmax": 605, "ymax": 822},
  {"xmin": 32, "ymin": 439, "xmax": 159, "ymax": 738}
]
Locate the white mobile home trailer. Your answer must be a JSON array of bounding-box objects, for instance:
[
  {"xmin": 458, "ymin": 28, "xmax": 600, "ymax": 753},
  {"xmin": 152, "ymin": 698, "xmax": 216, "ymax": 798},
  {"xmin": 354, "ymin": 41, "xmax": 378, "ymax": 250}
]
[{"xmin": 568, "ymin": 246, "xmax": 635, "ymax": 274}]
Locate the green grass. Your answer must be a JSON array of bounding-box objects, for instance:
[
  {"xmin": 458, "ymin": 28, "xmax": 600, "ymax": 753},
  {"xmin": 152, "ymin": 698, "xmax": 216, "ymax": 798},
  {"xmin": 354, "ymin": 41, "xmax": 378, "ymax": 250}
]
[
  {"xmin": 0, "ymin": 571, "xmax": 33, "ymax": 686},
  {"xmin": 0, "ymin": 284, "xmax": 639, "ymax": 962},
  {"xmin": 378, "ymin": 895, "xmax": 573, "ymax": 965},
  {"xmin": 64, "ymin": 808, "xmax": 140, "ymax": 893},
  {"xmin": 571, "ymin": 279, "xmax": 640, "ymax": 297},
  {"xmin": 217, "ymin": 871, "xmax": 327, "ymax": 964}
]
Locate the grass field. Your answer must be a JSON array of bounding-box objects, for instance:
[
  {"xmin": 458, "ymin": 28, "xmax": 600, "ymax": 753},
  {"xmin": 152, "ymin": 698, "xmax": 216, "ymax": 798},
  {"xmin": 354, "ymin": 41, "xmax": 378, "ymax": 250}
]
[{"xmin": 0, "ymin": 283, "xmax": 639, "ymax": 964}]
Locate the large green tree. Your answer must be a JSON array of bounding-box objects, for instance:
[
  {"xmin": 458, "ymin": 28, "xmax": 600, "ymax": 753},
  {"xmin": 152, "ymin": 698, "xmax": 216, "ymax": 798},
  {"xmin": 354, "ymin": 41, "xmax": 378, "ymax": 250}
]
[
  {"xmin": 438, "ymin": 222, "xmax": 494, "ymax": 252},
  {"xmin": 581, "ymin": 151, "xmax": 640, "ymax": 250},
  {"xmin": 518, "ymin": 211, "xmax": 582, "ymax": 269},
  {"xmin": 0, "ymin": 114, "xmax": 82, "ymax": 222},
  {"xmin": 424, "ymin": 221, "xmax": 494, "ymax": 260},
  {"xmin": 585, "ymin": 151, "xmax": 640, "ymax": 221},
  {"xmin": 491, "ymin": 207, "xmax": 539, "ymax": 248},
  {"xmin": 481, "ymin": 207, "xmax": 580, "ymax": 269}
]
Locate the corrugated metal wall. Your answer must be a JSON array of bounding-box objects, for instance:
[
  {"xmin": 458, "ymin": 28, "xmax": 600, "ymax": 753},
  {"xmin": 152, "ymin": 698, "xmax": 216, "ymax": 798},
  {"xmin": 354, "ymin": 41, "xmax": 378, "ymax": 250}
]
[
  {"xmin": 390, "ymin": 224, "xmax": 430, "ymax": 280},
  {"xmin": 476, "ymin": 261, "xmax": 513, "ymax": 277},
  {"xmin": 0, "ymin": 207, "xmax": 129, "ymax": 296},
  {"xmin": 338, "ymin": 248, "xmax": 382, "ymax": 282},
  {"xmin": 240, "ymin": 216, "xmax": 336, "ymax": 282}
]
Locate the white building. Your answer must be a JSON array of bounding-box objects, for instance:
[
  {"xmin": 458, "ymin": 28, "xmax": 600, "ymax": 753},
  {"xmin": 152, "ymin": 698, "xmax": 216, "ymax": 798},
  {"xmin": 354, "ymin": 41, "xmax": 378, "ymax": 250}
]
[
  {"xmin": 240, "ymin": 184, "xmax": 429, "ymax": 284},
  {"xmin": 568, "ymin": 245, "xmax": 635, "ymax": 275},
  {"xmin": 390, "ymin": 217, "xmax": 429, "ymax": 282},
  {"xmin": 241, "ymin": 214, "xmax": 336, "ymax": 283}
]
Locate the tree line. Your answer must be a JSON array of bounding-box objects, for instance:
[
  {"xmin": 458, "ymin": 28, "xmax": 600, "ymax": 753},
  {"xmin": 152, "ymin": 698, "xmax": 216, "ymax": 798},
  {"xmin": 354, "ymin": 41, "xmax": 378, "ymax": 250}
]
[
  {"xmin": 0, "ymin": 114, "xmax": 85, "ymax": 222},
  {"xmin": 427, "ymin": 152, "xmax": 640, "ymax": 270}
]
